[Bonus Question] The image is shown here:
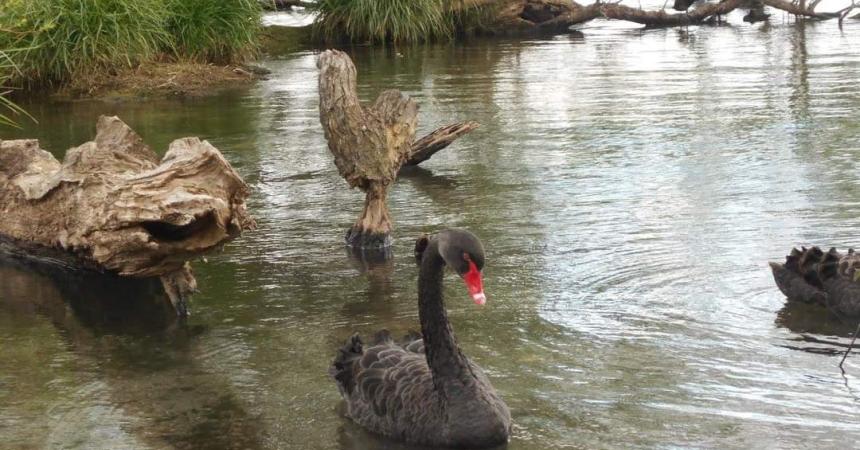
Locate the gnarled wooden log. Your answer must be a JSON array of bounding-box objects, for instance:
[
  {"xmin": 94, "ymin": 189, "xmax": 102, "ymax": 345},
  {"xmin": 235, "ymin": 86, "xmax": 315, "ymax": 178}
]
[
  {"xmin": 318, "ymin": 50, "xmax": 477, "ymax": 250},
  {"xmin": 601, "ymin": 0, "xmax": 746, "ymax": 26},
  {"xmin": 456, "ymin": 0, "xmax": 853, "ymax": 30},
  {"xmin": 0, "ymin": 116, "xmax": 254, "ymax": 316}
]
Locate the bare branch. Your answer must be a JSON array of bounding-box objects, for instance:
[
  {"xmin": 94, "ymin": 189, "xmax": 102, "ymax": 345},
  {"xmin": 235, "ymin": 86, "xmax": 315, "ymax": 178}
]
[
  {"xmin": 406, "ymin": 121, "xmax": 480, "ymax": 166},
  {"xmin": 761, "ymin": 0, "xmax": 840, "ymax": 18}
]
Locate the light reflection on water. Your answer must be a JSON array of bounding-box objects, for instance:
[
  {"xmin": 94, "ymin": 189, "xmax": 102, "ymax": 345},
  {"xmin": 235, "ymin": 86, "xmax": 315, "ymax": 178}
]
[{"xmin": 2, "ymin": 12, "xmax": 860, "ymax": 450}]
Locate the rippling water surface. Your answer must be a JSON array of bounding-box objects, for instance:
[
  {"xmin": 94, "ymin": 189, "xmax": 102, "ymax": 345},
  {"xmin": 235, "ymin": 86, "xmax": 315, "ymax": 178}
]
[{"xmin": 2, "ymin": 11, "xmax": 860, "ymax": 449}]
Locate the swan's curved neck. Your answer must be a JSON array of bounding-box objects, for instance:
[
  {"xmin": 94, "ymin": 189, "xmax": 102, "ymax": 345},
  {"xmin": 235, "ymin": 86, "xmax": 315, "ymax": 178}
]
[{"xmin": 419, "ymin": 240, "xmax": 471, "ymax": 383}]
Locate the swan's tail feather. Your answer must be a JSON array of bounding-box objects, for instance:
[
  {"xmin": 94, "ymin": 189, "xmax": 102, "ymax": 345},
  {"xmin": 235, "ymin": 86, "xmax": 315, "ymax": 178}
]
[
  {"xmin": 372, "ymin": 329, "xmax": 394, "ymax": 345},
  {"xmin": 771, "ymin": 246, "xmax": 847, "ymax": 304},
  {"xmin": 781, "ymin": 246, "xmax": 844, "ymax": 281},
  {"xmin": 402, "ymin": 330, "xmax": 424, "ymax": 353},
  {"xmin": 331, "ymin": 333, "xmax": 363, "ymax": 396}
]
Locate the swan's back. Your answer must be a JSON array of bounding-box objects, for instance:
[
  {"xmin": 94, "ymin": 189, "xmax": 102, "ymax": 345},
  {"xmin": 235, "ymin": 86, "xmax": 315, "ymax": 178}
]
[{"xmin": 331, "ymin": 331, "xmax": 444, "ymax": 444}]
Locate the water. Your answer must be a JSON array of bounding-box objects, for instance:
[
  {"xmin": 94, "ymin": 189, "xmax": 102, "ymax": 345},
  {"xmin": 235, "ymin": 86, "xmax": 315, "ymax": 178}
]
[{"xmin": 2, "ymin": 11, "xmax": 860, "ymax": 449}]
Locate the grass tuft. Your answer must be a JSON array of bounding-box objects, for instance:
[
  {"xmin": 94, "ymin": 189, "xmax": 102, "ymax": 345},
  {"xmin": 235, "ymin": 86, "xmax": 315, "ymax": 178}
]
[
  {"xmin": 0, "ymin": 49, "xmax": 34, "ymax": 128},
  {"xmin": 164, "ymin": 0, "xmax": 261, "ymax": 63},
  {"xmin": 311, "ymin": 0, "xmax": 454, "ymax": 44},
  {"xmin": 0, "ymin": 0, "xmax": 171, "ymax": 86},
  {"xmin": 0, "ymin": 0, "xmax": 261, "ymax": 88}
]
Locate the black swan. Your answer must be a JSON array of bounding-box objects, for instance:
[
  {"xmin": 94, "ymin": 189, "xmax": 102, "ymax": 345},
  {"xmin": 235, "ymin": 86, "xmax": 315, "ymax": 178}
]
[
  {"xmin": 330, "ymin": 229, "xmax": 511, "ymax": 448},
  {"xmin": 770, "ymin": 246, "xmax": 860, "ymax": 317}
]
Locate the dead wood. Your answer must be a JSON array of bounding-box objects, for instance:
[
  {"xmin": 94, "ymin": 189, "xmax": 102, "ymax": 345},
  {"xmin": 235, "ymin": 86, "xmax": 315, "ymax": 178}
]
[
  {"xmin": 406, "ymin": 121, "xmax": 480, "ymax": 167},
  {"xmin": 0, "ymin": 116, "xmax": 254, "ymax": 315},
  {"xmin": 761, "ymin": 0, "xmax": 843, "ymax": 18},
  {"xmin": 317, "ymin": 50, "xmax": 478, "ymax": 250},
  {"xmin": 457, "ymin": 0, "xmax": 854, "ymax": 31},
  {"xmin": 601, "ymin": 0, "xmax": 746, "ymax": 26}
]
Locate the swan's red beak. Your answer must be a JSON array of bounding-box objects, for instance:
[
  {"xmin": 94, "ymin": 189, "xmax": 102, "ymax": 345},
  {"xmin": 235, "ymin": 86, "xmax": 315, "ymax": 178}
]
[{"xmin": 463, "ymin": 260, "xmax": 485, "ymax": 305}]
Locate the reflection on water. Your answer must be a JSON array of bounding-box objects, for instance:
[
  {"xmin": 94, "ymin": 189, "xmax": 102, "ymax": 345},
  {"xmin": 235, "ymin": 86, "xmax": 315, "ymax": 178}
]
[{"xmin": 3, "ymin": 11, "xmax": 860, "ymax": 449}]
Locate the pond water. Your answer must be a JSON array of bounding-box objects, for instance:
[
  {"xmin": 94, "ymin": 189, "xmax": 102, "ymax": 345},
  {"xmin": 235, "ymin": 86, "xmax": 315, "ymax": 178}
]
[{"xmin": 2, "ymin": 11, "xmax": 860, "ymax": 450}]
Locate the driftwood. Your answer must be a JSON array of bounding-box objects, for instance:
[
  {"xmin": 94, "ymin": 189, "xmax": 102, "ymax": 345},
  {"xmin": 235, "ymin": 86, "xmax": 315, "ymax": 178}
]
[
  {"xmin": 0, "ymin": 116, "xmax": 254, "ymax": 315},
  {"xmin": 601, "ymin": 0, "xmax": 745, "ymax": 26},
  {"xmin": 452, "ymin": 0, "xmax": 856, "ymax": 31},
  {"xmin": 317, "ymin": 50, "xmax": 477, "ymax": 250}
]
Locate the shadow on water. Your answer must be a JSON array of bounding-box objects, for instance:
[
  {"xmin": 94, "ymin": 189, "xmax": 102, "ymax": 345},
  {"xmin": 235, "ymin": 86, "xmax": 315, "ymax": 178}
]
[{"xmin": 0, "ymin": 256, "xmax": 267, "ymax": 449}]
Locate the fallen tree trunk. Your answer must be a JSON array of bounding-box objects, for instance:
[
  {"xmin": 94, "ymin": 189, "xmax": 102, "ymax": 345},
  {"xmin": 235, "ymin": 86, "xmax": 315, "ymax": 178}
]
[
  {"xmin": 0, "ymin": 116, "xmax": 255, "ymax": 316},
  {"xmin": 601, "ymin": 0, "xmax": 745, "ymax": 26},
  {"xmin": 318, "ymin": 50, "xmax": 477, "ymax": 250},
  {"xmin": 455, "ymin": 0, "xmax": 853, "ymax": 32}
]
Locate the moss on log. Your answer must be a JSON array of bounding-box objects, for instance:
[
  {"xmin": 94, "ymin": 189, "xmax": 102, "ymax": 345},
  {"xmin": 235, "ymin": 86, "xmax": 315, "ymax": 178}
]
[{"xmin": 0, "ymin": 116, "xmax": 255, "ymax": 315}]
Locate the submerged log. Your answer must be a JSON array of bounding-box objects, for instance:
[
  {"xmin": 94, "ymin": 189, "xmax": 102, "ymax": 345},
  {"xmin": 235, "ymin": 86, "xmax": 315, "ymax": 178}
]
[
  {"xmin": 317, "ymin": 50, "xmax": 477, "ymax": 250},
  {"xmin": 0, "ymin": 116, "xmax": 254, "ymax": 316}
]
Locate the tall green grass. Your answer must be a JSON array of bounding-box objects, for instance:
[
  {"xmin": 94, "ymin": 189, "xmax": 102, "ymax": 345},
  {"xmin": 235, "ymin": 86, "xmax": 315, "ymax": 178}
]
[
  {"xmin": 164, "ymin": 0, "xmax": 261, "ymax": 63},
  {"xmin": 312, "ymin": 0, "xmax": 454, "ymax": 44},
  {"xmin": 0, "ymin": 0, "xmax": 261, "ymax": 87},
  {"xmin": 0, "ymin": 50, "xmax": 33, "ymax": 128},
  {"xmin": 0, "ymin": 0, "xmax": 171, "ymax": 85}
]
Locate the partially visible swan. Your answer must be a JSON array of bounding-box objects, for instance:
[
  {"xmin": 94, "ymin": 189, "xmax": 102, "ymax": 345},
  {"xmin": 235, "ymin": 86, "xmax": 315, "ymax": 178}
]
[{"xmin": 770, "ymin": 246, "xmax": 860, "ymax": 317}]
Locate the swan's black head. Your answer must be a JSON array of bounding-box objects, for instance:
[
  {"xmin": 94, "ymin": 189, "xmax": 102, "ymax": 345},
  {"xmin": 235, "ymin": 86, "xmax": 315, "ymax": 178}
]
[{"xmin": 416, "ymin": 229, "xmax": 487, "ymax": 305}]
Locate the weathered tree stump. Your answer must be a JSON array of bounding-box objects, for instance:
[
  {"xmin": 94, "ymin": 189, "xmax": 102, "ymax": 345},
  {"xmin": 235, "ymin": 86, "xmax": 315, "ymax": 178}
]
[
  {"xmin": 317, "ymin": 50, "xmax": 478, "ymax": 250},
  {"xmin": 0, "ymin": 116, "xmax": 255, "ymax": 316}
]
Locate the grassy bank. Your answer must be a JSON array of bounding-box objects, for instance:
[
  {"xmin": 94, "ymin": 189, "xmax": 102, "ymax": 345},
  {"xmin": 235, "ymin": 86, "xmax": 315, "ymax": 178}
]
[
  {"xmin": 0, "ymin": 0, "xmax": 262, "ymax": 93},
  {"xmin": 312, "ymin": 0, "xmax": 453, "ymax": 43},
  {"xmin": 310, "ymin": 0, "xmax": 494, "ymax": 44}
]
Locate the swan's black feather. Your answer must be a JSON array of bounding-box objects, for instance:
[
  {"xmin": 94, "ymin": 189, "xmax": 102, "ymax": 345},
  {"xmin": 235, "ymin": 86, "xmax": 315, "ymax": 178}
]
[{"xmin": 771, "ymin": 246, "xmax": 860, "ymax": 317}]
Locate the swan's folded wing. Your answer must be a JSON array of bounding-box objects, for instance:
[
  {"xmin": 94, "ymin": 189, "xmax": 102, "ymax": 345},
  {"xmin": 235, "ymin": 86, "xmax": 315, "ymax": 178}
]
[
  {"xmin": 353, "ymin": 343, "xmax": 436, "ymax": 425},
  {"xmin": 770, "ymin": 262, "xmax": 827, "ymax": 304},
  {"xmin": 822, "ymin": 276, "xmax": 860, "ymax": 317}
]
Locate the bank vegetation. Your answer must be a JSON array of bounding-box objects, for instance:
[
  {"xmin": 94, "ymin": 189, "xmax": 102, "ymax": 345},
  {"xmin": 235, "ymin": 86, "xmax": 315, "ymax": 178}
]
[{"xmin": 0, "ymin": 0, "xmax": 263, "ymax": 101}]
